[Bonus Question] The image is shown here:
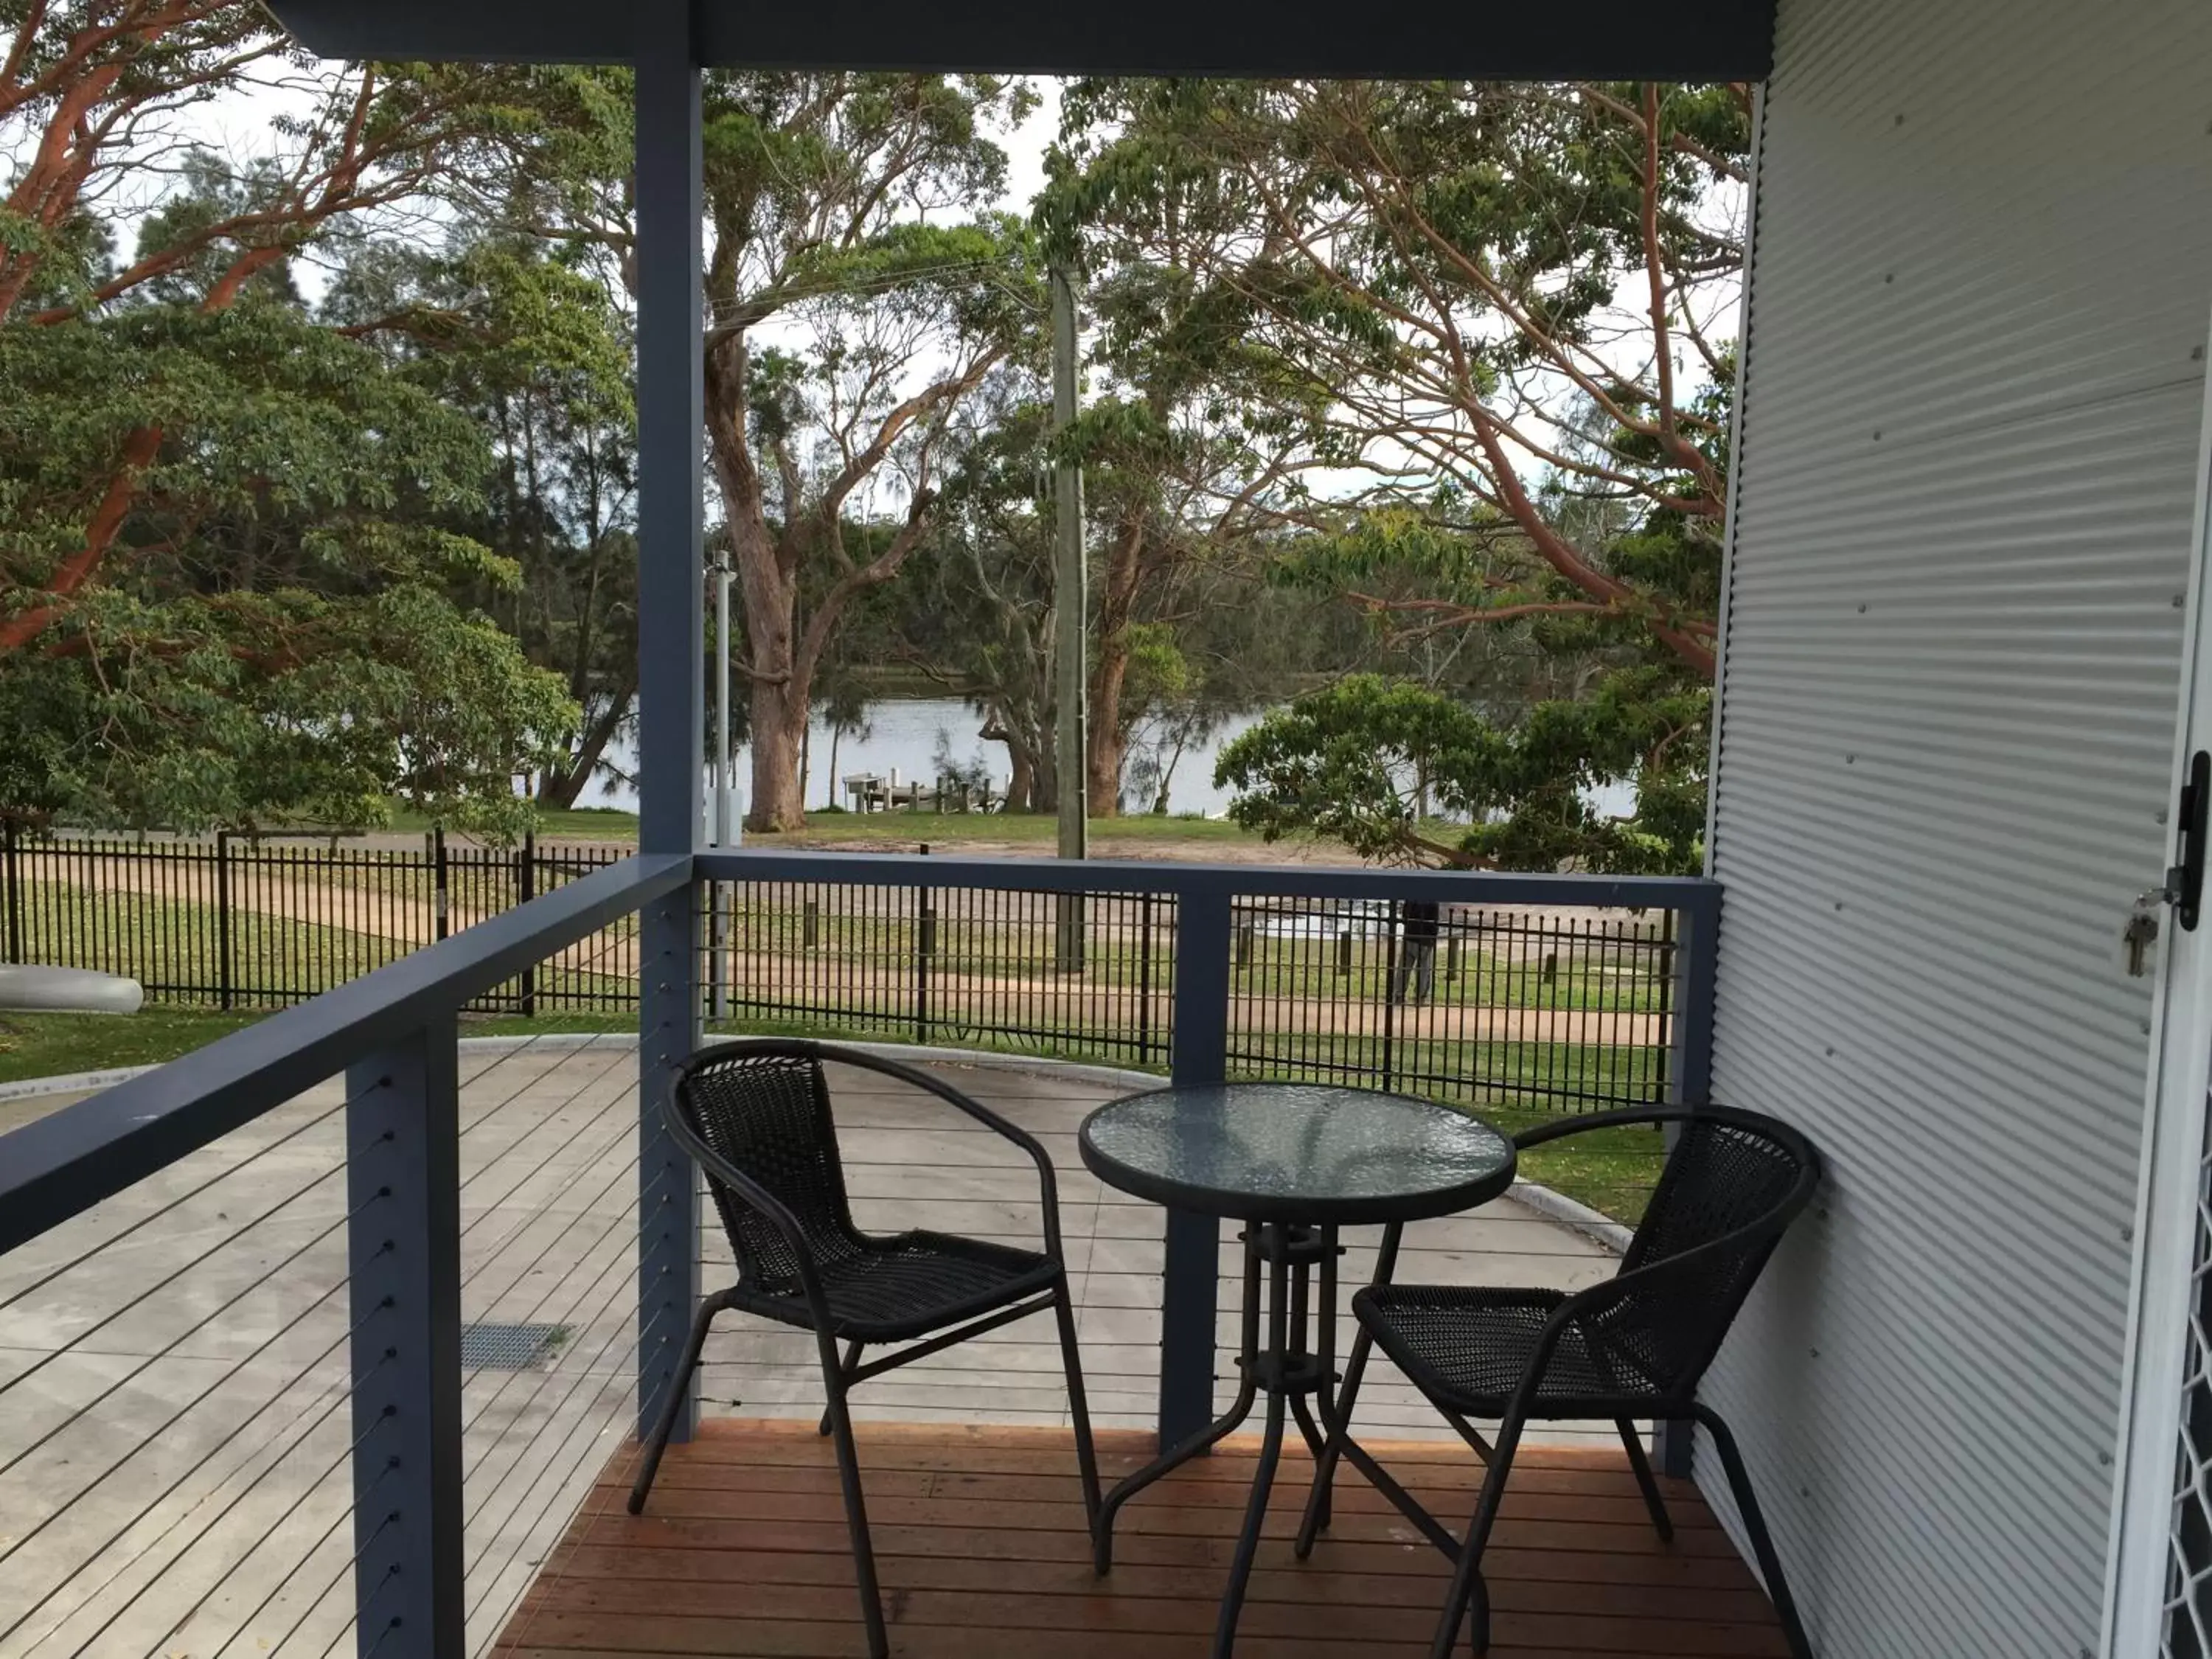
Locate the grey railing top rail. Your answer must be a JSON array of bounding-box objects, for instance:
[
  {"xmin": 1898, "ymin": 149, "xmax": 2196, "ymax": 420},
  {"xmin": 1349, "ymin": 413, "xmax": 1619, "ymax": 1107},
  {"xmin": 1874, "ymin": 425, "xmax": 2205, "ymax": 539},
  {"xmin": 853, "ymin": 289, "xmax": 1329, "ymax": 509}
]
[
  {"xmin": 0, "ymin": 847, "xmax": 1718, "ymax": 1257},
  {"xmin": 0, "ymin": 851, "xmax": 690, "ymax": 1255},
  {"xmin": 698, "ymin": 847, "xmax": 1721, "ymax": 914}
]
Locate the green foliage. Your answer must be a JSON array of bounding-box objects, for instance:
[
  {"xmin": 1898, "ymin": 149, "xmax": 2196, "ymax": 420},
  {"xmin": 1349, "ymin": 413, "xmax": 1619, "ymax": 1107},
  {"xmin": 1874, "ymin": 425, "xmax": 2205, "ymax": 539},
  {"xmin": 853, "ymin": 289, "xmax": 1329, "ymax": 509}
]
[
  {"xmin": 0, "ymin": 219, "xmax": 578, "ymax": 835},
  {"xmin": 1216, "ymin": 672, "xmax": 1706, "ymax": 874}
]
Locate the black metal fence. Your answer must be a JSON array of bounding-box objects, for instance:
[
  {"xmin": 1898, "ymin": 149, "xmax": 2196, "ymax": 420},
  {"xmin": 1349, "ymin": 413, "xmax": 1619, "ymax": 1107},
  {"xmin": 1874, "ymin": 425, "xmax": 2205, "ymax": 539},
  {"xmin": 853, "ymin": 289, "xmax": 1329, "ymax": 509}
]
[
  {"xmin": 0, "ymin": 827, "xmax": 633, "ymax": 1015},
  {"xmin": 3, "ymin": 829, "xmax": 1675, "ymax": 1110},
  {"xmin": 700, "ymin": 876, "xmax": 1674, "ymax": 1110}
]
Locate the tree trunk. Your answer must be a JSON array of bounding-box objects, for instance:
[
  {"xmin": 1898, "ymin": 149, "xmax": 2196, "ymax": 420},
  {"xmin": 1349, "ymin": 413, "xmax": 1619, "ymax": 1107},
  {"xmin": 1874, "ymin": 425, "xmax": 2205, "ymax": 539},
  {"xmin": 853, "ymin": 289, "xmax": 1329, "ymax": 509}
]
[
  {"xmin": 1087, "ymin": 641, "xmax": 1128, "ymax": 815},
  {"xmin": 1086, "ymin": 516, "xmax": 1146, "ymax": 817},
  {"xmin": 748, "ymin": 675, "xmax": 808, "ymax": 830}
]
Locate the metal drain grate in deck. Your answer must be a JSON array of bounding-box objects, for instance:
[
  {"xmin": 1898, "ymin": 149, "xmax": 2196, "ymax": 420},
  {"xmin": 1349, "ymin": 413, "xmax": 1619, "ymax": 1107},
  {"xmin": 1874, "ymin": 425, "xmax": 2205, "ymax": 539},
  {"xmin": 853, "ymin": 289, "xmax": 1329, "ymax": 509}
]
[{"xmin": 461, "ymin": 1322, "xmax": 564, "ymax": 1370}]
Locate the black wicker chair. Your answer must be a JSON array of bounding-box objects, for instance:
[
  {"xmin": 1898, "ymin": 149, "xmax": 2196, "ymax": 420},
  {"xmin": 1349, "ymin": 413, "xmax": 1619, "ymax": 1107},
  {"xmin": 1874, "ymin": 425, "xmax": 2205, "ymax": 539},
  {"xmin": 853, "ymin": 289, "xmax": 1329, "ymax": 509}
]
[
  {"xmin": 627, "ymin": 1038, "xmax": 1102, "ymax": 1659},
  {"xmin": 1294, "ymin": 1105, "xmax": 1820, "ymax": 1659}
]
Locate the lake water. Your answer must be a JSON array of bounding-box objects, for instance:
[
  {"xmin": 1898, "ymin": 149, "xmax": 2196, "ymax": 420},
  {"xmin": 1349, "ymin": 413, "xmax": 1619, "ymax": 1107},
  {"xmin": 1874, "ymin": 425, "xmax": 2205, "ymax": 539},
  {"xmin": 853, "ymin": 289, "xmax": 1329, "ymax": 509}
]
[
  {"xmin": 585, "ymin": 695, "xmax": 1638, "ymax": 829},
  {"xmin": 588, "ymin": 698, "xmax": 1271, "ymax": 818}
]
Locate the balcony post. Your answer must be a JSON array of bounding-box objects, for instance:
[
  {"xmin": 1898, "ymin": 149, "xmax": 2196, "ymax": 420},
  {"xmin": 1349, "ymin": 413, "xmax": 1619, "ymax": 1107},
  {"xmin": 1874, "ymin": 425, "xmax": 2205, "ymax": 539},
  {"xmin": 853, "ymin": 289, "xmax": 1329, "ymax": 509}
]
[
  {"xmin": 1161, "ymin": 881, "xmax": 1231, "ymax": 1444},
  {"xmin": 1656, "ymin": 890, "xmax": 1720, "ymax": 1478},
  {"xmin": 633, "ymin": 2, "xmax": 706, "ymax": 1447},
  {"xmin": 345, "ymin": 1015, "xmax": 465, "ymax": 1658}
]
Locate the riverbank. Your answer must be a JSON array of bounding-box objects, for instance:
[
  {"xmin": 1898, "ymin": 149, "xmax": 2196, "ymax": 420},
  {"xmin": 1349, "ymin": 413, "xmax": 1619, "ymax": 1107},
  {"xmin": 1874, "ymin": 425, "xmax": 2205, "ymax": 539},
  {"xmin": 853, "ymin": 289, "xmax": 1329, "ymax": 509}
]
[{"xmin": 383, "ymin": 805, "xmax": 1338, "ymax": 863}]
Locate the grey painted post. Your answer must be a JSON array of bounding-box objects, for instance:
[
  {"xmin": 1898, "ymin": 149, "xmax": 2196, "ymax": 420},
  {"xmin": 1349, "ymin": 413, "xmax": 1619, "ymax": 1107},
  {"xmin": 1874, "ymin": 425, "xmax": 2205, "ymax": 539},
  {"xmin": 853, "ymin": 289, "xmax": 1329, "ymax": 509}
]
[
  {"xmin": 346, "ymin": 1016, "xmax": 464, "ymax": 1658},
  {"xmin": 1655, "ymin": 892, "xmax": 1719, "ymax": 1478},
  {"xmin": 633, "ymin": 9, "xmax": 706, "ymax": 1447},
  {"xmin": 1161, "ymin": 882, "xmax": 1232, "ymax": 1444}
]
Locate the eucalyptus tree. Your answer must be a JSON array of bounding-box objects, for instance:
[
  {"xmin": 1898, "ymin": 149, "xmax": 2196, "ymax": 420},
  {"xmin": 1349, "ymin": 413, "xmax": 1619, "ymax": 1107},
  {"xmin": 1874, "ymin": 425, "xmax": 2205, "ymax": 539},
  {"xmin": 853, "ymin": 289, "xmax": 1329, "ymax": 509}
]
[
  {"xmin": 1054, "ymin": 77, "xmax": 1747, "ymax": 675},
  {"xmin": 0, "ymin": 1, "xmax": 580, "ymax": 831},
  {"xmin": 527, "ymin": 70, "xmax": 1041, "ymax": 829}
]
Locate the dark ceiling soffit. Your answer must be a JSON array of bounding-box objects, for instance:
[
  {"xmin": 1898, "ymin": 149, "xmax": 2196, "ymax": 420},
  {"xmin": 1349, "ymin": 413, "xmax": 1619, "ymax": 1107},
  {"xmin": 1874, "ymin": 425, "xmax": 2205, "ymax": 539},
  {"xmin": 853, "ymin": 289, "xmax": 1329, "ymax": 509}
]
[{"xmin": 262, "ymin": 0, "xmax": 1775, "ymax": 79}]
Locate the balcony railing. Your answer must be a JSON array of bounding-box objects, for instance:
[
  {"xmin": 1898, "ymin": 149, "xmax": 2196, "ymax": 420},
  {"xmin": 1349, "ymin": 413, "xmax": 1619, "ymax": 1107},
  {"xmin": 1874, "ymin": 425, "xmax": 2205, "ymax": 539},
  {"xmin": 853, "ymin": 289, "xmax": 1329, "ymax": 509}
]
[{"xmin": 0, "ymin": 849, "xmax": 1717, "ymax": 1658}]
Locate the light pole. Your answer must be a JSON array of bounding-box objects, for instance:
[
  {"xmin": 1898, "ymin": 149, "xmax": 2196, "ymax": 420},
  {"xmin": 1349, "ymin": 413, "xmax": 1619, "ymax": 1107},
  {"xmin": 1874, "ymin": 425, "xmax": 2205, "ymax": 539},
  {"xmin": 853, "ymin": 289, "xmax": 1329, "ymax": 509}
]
[
  {"xmin": 710, "ymin": 554, "xmax": 736, "ymax": 1020},
  {"xmin": 1051, "ymin": 260, "xmax": 1088, "ymax": 973}
]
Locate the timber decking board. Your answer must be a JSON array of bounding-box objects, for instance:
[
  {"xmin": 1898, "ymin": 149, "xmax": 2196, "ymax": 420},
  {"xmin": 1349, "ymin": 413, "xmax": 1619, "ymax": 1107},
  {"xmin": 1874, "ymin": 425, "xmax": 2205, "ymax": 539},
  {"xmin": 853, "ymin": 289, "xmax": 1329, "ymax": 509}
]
[{"xmin": 493, "ymin": 1420, "xmax": 1790, "ymax": 1659}]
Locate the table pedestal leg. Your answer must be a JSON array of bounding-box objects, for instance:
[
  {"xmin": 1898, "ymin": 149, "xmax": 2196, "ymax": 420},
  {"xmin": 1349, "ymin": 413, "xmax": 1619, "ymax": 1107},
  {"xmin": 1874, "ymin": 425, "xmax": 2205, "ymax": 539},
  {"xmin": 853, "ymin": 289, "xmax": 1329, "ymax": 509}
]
[{"xmin": 1094, "ymin": 1221, "xmax": 1340, "ymax": 1656}]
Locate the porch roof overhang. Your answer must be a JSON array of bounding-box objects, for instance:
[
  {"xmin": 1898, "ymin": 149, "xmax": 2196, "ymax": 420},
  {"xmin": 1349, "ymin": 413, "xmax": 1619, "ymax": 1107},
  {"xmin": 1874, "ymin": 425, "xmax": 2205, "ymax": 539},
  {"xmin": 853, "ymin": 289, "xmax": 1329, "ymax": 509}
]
[{"xmin": 259, "ymin": 0, "xmax": 1775, "ymax": 78}]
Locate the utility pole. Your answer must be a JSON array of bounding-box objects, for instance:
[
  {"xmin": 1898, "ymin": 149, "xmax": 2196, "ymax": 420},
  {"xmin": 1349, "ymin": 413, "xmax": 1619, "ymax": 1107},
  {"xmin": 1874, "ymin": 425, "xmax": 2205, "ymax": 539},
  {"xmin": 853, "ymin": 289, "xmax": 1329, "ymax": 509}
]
[
  {"xmin": 710, "ymin": 554, "xmax": 737, "ymax": 1020},
  {"xmin": 1050, "ymin": 261, "xmax": 1088, "ymax": 972}
]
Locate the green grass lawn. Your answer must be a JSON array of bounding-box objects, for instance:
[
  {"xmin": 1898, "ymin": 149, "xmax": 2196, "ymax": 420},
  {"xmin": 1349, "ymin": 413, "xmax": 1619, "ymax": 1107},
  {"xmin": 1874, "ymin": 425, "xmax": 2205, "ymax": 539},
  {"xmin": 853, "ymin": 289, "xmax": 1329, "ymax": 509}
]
[
  {"xmin": 744, "ymin": 810, "xmax": 1262, "ymax": 852},
  {"xmin": 380, "ymin": 801, "xmax": 1272, "ymax": 853},
  {"xmin": 0, "ymin": 1006, "xmax": 265, "ymax": 1082}
]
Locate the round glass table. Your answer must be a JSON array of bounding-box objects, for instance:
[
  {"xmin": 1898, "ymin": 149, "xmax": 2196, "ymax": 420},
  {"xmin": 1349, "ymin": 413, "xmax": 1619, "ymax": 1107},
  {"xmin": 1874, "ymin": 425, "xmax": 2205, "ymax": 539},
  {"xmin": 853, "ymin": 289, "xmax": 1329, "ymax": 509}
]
[{"xmin": 1078, "ymin": 1081, "xmax": 1515, "ymax": 1656}]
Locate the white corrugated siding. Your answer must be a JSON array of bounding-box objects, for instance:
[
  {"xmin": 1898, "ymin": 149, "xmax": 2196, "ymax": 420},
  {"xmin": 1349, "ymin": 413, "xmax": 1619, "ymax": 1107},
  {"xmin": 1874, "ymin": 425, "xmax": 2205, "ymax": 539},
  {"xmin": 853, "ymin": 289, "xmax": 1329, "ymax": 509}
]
[{"xmin": 1704, "ymin": 1, "xmax": 2212, "ymax": 1655}]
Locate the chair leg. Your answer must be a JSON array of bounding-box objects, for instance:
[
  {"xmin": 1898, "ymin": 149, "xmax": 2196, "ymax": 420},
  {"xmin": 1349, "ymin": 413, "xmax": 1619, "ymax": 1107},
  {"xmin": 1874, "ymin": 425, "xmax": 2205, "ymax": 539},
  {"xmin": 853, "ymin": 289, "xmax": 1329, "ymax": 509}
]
[
  {"xmin": 818, "ymin": 1340, "xmax": 862, "ymax": 1437},
  {"xmin": 1691, "ymin": 1405, "xmax": 1815, "ymax": 1659},
  {"xmin": 1052, "ymin": 1274, "xmax": 1102, "ymax": 1526},
  {"xmin": 1616, "ymin": 1417, "xmax": 1674, "ymax": 1542},
  {"xmin": 627, "ymin": 1296, "xmax": 719, "ymax": 1514},
  {"xmin": 819, "ymin": 1331, "xmax": 890, "ymax": 1659},
  {"xmin": 1430, "ymin": 1411, "xmax": 1523, "ymax": 1659}
]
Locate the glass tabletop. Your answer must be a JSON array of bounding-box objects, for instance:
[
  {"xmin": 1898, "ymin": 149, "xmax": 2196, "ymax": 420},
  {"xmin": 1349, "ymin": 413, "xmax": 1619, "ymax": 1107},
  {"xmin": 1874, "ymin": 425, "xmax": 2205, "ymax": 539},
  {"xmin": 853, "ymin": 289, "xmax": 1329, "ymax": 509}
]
[{"xmin": 1078, "ymin": 1082, "xmax": 1516, "ymax": 1223}]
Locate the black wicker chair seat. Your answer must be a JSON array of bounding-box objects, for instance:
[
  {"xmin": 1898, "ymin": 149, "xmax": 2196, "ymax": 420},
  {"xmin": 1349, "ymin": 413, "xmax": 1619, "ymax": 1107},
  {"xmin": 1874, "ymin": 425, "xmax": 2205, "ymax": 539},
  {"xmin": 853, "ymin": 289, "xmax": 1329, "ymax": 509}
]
[
  {"xmin": 626, "ymin": 1039, "xmax": 1101, "ymax": 1659},
  {"xmin": 1298, "ymin": 1105, "xmax": 1822, "ymax": 1659},
  {"xmin": 730, "ymin": 1228, "xmax": 1060, "ymax": 1341},
  {"xmin": 1352, "ymin": 1283, "xmax": 1672, "ymax": 1418}
]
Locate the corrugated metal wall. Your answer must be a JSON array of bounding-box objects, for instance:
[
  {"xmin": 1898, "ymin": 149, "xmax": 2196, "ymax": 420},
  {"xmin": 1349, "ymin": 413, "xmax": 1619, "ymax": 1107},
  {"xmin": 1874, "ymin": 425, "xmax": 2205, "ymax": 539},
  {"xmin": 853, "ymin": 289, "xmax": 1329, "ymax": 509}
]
[{"xmin": 1704, "ymin": 1, "xmax": 2212, "ymax": 1654}]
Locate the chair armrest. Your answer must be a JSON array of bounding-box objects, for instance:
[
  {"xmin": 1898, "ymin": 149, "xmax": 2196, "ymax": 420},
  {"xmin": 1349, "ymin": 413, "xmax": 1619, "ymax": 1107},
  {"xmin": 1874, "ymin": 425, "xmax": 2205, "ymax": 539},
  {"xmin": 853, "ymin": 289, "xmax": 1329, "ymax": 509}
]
[
  {"xmin": 802, "ymin": 1043, "xmax": 1068, "ymax": 1262},
  {"xmin": 1512, "ymin": 1105, "xmax": 1705, "ymax": 1152},
  {"xmin": 659, "ymin": 1091, "xmax": 838, "ymax": 1332}
]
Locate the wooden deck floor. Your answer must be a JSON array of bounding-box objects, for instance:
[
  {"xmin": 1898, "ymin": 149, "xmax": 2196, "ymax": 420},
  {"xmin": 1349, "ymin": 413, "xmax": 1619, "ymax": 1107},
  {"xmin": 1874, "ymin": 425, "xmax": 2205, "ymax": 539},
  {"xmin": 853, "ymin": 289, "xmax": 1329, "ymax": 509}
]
[{"xmin": 494, "ymin": 1419, "xmax": 1789, "ymax": 1659}]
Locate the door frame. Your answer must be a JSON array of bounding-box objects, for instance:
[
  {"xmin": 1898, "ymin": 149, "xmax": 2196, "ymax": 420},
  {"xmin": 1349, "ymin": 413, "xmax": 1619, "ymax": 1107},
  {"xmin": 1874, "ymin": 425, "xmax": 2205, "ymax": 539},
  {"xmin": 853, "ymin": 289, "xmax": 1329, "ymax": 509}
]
[{"xmin": 2105, "ymin": 301, "xmax": 2212, "ymax": 1657}]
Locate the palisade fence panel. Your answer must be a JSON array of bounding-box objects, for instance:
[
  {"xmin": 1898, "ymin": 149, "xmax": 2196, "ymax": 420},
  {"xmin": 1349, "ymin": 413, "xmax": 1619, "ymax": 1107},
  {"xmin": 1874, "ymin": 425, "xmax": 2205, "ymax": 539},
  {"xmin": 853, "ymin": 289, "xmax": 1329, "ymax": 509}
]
[
  {"xmin": 1, "ymin": 830, "xmax": 1674, "ymax": 1113},
  {"xmin": 0, "ymin": 829, "xmax": 636, "ymax": 1016},
  {"xmin": 695, "ymin": 873, "xmax": 1674, "ymax": 1113}
]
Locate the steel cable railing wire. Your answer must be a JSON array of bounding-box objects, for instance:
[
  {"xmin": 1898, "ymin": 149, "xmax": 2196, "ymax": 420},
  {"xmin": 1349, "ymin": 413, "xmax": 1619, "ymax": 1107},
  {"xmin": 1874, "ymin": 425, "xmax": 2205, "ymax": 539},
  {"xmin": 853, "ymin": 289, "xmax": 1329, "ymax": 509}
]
[
  {"xmin": 453, "ymin": 1034, "xmax": 638, "ymax": 1216},
  {"xmin": 460, "ymin": 1210, "xmax": 661, "ymax": 1568},
  {"xmin": 173, "ymin": 1404, "xmax": 399, "ymax": 1659},
  {"xmin": 0, "ymin": 1084, "xmax": 358, "ymax": 1320},
  {"xmin": 19, "ymin": 1343, "xmax": 361, "ymax": 1657},
  {"xmin": 1, "ymin": 972, "xmax": 633, "ymax": 1658},
  {"xmin": 463, "ymin": 1175, "xmax": 682, "ymax": 1646},
  {"xmin": 46, "ymin": 1350, "xmax": 392, "ymax": 1659},
  {"xmin": 452, "ymin": 1063, "xmax": 640, "ymax": 1307},
  {"xmin": 0, "ymin": 1195, "xmax": 379, "ymax": 1579},
  {"xmin": 0, "ymin": 1124, "xmax": 391, "ymax": 1505},
  {"xmin": 262, "ymin": 1500, "xmax": 400, "ymax": 1659}
]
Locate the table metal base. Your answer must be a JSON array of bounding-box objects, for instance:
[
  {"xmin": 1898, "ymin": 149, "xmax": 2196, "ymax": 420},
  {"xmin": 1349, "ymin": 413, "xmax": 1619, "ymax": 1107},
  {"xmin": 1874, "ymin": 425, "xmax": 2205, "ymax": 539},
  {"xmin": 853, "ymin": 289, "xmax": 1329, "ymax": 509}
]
[{"xmin": 1092, "ymin": 1220, "xmax": 1340, "ymax": 1656}]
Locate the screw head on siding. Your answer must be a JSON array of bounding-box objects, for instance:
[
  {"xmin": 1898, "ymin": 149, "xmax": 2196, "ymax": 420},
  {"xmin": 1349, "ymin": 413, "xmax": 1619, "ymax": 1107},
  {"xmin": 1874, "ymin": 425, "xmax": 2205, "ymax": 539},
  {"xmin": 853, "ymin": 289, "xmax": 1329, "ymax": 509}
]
[
  {"xmin": 1844, "ymin": 754, "xmax": 1855, "ymax": 765},
  {"xmin": 1857, "ymin": 602, "xmax": 1868, "ymax": 613},
  {"xmin": 1833, "ymin": 900, "xmax": 1843, "ymax": 911},
  {"xmin": 2195, "ymin": 345, "xmax": 2208, "ymax": 362},
  {"xmin": 1884, "ymin": 273, "xmax": 1894, "ymax": 285},
  {"xmin": 1871, "ymin": 430, "xmax": 1882, "ymax": 441},
  {"xmin": 2177, "ymin": 594, "xmax": 2191, "ymax": 608},
  {"xmin": 2122, "ymin": 1223, "xmax": 2135, "ymax": 1242},
  {"xmin": 2099, "ymin": 1450, "xmax": 2113, "ymax": 1466}
]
